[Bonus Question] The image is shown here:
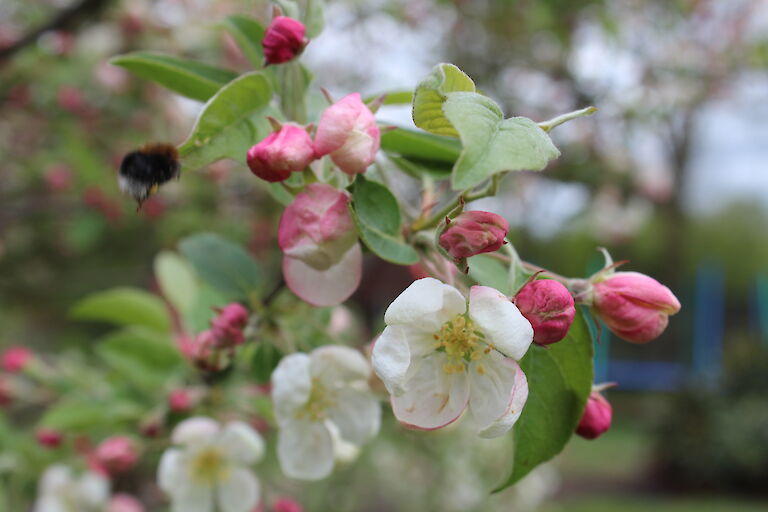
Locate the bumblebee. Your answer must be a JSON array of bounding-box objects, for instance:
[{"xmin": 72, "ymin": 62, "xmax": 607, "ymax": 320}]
[{"xmin": 118, "ymin": 143, "xmax": 180, "ymax": 207}]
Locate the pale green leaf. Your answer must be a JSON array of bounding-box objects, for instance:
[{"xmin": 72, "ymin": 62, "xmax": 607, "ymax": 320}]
[
  {"xmin": 178, "ymin": 72, "xmax": 273, "ymax": 170},
  {"xmin": 444, "ymin": 92, "xmax": 560, "ymax": 190},
  {"xmin": 412, "ymin": 63, "xmax": 476, "ymax": 137},
  {"xmin": 71, "ymin": 287, "xmax": 170, "ymax": 332},
  {"xmin": 154, "ymin": 251, "xmax": 199, "ymax": 314},
  {"xmin": 110, "ymin": 52, "xmax": 237, "ymax": 101},
  {"xmin": 304, "ymin": 0, "xmax": 325, "ymax": 38}
]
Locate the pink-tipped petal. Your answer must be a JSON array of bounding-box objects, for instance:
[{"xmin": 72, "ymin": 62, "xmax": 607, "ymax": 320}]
[{"xmin": 283, "ymin": 243, "xmax": 362, "ymax": 307}]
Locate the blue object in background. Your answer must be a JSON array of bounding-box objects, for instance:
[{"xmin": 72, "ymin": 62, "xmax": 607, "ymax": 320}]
[{"xmin": 691, "ymin": 265, "xmax": 725, "ymax": 382}]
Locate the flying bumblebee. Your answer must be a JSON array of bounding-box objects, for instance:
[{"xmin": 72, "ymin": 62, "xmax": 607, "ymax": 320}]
[{"xmin": 118, "ymin": 143, "xmax": 180, "ymax": 207}]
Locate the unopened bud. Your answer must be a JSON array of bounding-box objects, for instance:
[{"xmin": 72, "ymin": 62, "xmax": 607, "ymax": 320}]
[
  {"xmin": 190, "ymin": 330, "xmax": 233, "ymax": 373},
  {"xmin": 247, "ymin": 123, "xmax": 315, "ymax": 182},
  {"xmin": 35, "ymin": 428, "xmax": 63, "ymax": 448},
  {"xmin": 94, "ymin": 436, "xmax": 140, "ymax": 474},
  {"xmin": 262, "ymin": 16, "xmax": 308, "ymax": 65},
  {"xmin": 272, "ymin": 497, "xmax": 303, "ymax": 512},
  {"xmin": 210, "ymin": 303, "xmax": 249, "ymax": 346},
  {"xmin": 576, "ymin": 391, "xmax": 612, "ymax": 440},
  {"xmin": 1, "ymin": 346, "xmax": 33, "ymax": 373},
  {"xmin": 108, "ymin": 493, "xmax": 145, "ymax": 512},
  {"xmin": 592, "ymin": 271, "xmax": 681, "ymax": 343},
  {"xmin": 168, "ymin": 388, "xmax": 193, "ymax": 412},
  {"xmin": 514, "ymin": 279, "xmax": 575, "ymax": 345},
  {"xmin": 314, "ymin": 93, "xmax": 380, "ymax": 175},
  {"xmin": 438, "ymin": 211, "xmax": 508, "ymax": 260}
]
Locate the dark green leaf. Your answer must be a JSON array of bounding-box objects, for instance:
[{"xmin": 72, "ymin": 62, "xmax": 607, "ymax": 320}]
[
  {"xmin": 386, "ymin": 154, "xmax": 452, "ymax": 180},
  {"xmin": 179, "ymin": 233, "xmax": 263, "ymax": 301},
  {"xmin": 70, "ymin": 287, "xmax": 170, "ymax": 332},
  {"xmin": 110, "ymin": 52, "xmax": 237, "ymax": 102},
  {"xmin": 251, "ymin": 343, "xmax": 284, "ymax": 384},
  {"xmin": 178, "ymin": 72, "xmax": 273, "ymax": 170},
  {"xmin": 349, "ymin": 175, "xmax": 419, "ymax": 265},
  {"xmin": 495, "ymin": 308, "xmax": 594, "ymax": 491},
  {"xmin": 380, "ymin": 127, "xmax": 461, "ymax": 164}
]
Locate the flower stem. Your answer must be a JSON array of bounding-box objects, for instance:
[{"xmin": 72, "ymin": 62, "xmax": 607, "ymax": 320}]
[
  {"xmin": 537, "ymin": 106, "xmax": 597, "ymax": 133},
  {"xmin": 410, "ymin": 174, "xmax": 501, "ymax": 232}
]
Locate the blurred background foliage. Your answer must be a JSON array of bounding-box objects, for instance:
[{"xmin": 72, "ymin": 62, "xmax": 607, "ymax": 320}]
[{"xmin": 2, "ymin": 0, "xmax": 768, "ymax": 510}]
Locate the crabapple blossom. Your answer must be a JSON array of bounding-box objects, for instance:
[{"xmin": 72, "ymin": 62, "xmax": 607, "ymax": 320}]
[
  {"xmin": 158, "ymin": 417, "xmax": 265, "ymax": 512},
  {"xmin": 575, "ymin": 390, "xmax": 612, "ymax": 440},
  {"xmin": 314, "ymin": 93, "xmax": 380, "ymax": 175},
  {"xmin": 372, "ymin": 278, "xmax": 533, "ymax": 437},
  {"xmin": 262, "ymin": 16, "xmax": 308, "ymax": 65},
  {"xmin": 271, "ymin": 346, "xmax": 381, "ymax": 480},
  {"xmin": 33, "ymin": 464, "xmax": 110, "ymax": 512},
  {"xmin": 246, "ymin": 124, "xmax": 315, "ymax": 183},
  {"xmin": 278, "ymin": 184, "xmax": 362, "ymax": 307},
  {"xmin": 514, "ymin": 279, "xmax": 575, "ymax": 345},
  {"xmin": 591, "ymin": 271, "xmax": 681, "ymax": 343},
  {"xmin": 438, "ymin": 211, "xmax": 509, "ymax": 260}
]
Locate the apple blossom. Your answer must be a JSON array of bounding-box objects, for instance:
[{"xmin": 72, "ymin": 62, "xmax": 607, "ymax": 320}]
[
  {"xmin": 372, "ymin": 278, "xmax": 532, "ymax": 437},
  {"xmin": 314, "ymin": 93, "xmax": 380, "ymax": 175},
  {"xmin": 158, "ymin": 417, "xmax": 265, "ymax": 512},
  {"xmin": 438, "ymin": 211, "xmax": 509, "ymax": 260},
  {"xmin": 575, "ymin": 390, "xmax": 612, "ymax": 440},
  {"xmin": 1, "ymin": 345, "xmax": 33, "ymax": 373},
  {"xmin": 33, "ymin": 465, "xmax": 110, "ymax": 512},
  {"xmin": 262, "ymin": 16, "xmax": 308, "ymax": 65},
  {"xmin": 278, "ymin": 184, "xmax": 362, "ymax": 307},
  {"xmin": 271, "ymin": 346, "xmax": 381, "ymax": 480},
  {"xmin": 514, "ymin": 279, "xmax": 575, "ymax": 345},
  {"xmin": 592, "ymin": 271, "xmax": 681, "ymax": 343},
  {"xmin": 246, "ymin": 124, "xmax": 315, "ymax": 183}
]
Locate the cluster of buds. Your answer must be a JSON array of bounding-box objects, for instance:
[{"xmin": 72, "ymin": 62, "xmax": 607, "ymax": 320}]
[
  {"xmin": 187, "ymin": 303, "xmax": 250, "ymax": 372},
  {"xmin": 246, "ymin": 94, "xmax": 380, "ymax": 183}
]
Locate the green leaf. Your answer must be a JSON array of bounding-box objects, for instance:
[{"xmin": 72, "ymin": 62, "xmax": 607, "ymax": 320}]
[
  {"xmin": 251, "ymin": 342, "xmax": 284, "ymax": 384},
  {"xmin": 364, "ymin": 90, "xmax": 414, "ymax": 105},
  {"xmin": 179, "ymin": 233, "xmax": 262, "ymax": 301},
  {"xmin": 412, "ymin": 63, "xmax": 476, "ymax": 137},
  {"xmin": 221, "ymin": 15, "xmax": 266, "ymax": 69},
  {"xmin": 275, "ymin": 0, "xmax": 300, "ymax": 18},
  {"xmin": 96, "ymin": 327, "xmax": 185, "ymax": 388},
  {"xmin": 467, "ymin": 254, "xmax": 513, "ymax": 295},
  {"xmin": 40, "ymin": 400, "xmax": 142, "ymax": 431},
  {"xmin": 110, "ymin": 52, "xmax": 237, "ymax": 102},
  {"xmin": 71, "ymin": 287, "xmax": 170, "ymax": 332},
  {"xmin": 495, "ymin": 309, "xmax": 594, "ymax": 491},
  {"xmin": 349, "ymin": 175, "xmax": 419, "ymax": 265},
  {"xmin": 188, "ymin": 284, "xmax": 228, "ymax": 333},
  {"xmin": 444, "ymin": 92, "xmax": 560, "ymax": 190},
  {"xmin": 380, "ymin": 127, "xmax": 461, "ymax": 164},
  {"xmin": 387, "ymin": 154, "xmax": 452, "ymax": 180},
  {"xmin": 154, "ymin": 251, "xmax": 199, "ymax": 315},
  {"xmin": 303, "ymin": 0, "xmax": 325, "ymax": 38},
  {"xmin": 178, "ymin": 72, "xmax": 273, "ymax": 170}
]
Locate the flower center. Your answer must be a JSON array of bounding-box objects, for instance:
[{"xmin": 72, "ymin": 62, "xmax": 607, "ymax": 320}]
[
  {"xmin": 190, "ymin": 446, "xmax": 229, "ymax": 484},
  {"xmin": 433, "ymin": 316, "xmax": 487, "ymax": 374},
  {"xmin": 295, "ymin": 377, "xmax": 336, "ymax": 421}
]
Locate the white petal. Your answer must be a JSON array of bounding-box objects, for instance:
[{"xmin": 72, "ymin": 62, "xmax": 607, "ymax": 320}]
[
  {"xmin": 371, "ymin": 326, "xmax": 411, "ymax": 395},
  {"xmin": 468, "ymin": 354, "xmax": 528, "ymax": 438},
  {"xmin": 277, "ymin": 419, "xmax": 334, "ymax": 481},
  {"xmin": 169, "ymin": 480, "xmax": 214, "ymax": 512},
  {"xmin": 326, "ymin": 420, "xmax": 360, "ymax": 464},
  {"xmin": 391, "ymin": 353, "xmax": 469, "ymax": 430},
  {"xmin": 310, "ymin": 345, "xmax": 370, "ymax": 386},
  {"xmin": 217, "ymin": 422, "xmax": 265, "ymax": 465},
  {"xmin": 38, "ymin": 465, "xmax": 72, "ymax": 495},
  {"xmin": 216, "ymin": 468, "xmax": 260, "ymax": 512},
  {"xmin": 34, "ymin": 496, "xmax": 66, "ymax": 512},
  {"xmin": 384, "ymin": 278, "xmax": 466, "ymax": 332},
  {"xmin": 469, "ymin": 285, "xmax": 533, "ymax": 360},
  {"xmin": 78, "ymin": 472, "xmax": 109, "ymax": 507},
  {"xmin": 326, "ymin": 387, "xmax": 381, "ymax": 445},
  {"xmin": 283, "ymin": 243, "xmax": 362, "ymax": 307},
  {"xmin": 271, "ymin": 353, "xmax": 312, "ymax": 422},
  {"xmin": 157, "ymin": 449, "xmax": 185, "ymax": 494},
  {"xmin": 172, "ymin": 417, "xmax": 220, "ymax": 446}
]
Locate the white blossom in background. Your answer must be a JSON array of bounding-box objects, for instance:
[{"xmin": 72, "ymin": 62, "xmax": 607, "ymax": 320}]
[
  {"xmin": 158, "ymin": 417, "xmax": 264, "ymax": 512},
  {"xmin": 372, "ymin": 278, "xmax": 533, "ymax": 437},
  {"xmin": 34, "ymin": 464, "xmax": 109, "ymax": 512},
  {"xmin": 271, "ymin": 345, "xmax": 381, "ymax": 480}
]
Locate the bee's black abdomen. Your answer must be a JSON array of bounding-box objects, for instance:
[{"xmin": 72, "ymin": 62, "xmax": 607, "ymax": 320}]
[{"xmin": 118, "ymin": 143, "xmax": 180, "ymax": 205}]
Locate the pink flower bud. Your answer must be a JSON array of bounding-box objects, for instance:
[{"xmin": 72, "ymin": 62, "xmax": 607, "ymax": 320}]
[
  {"xmin": 515, "ymin": 280, "xmax": 575, "ymax": 345},
  {"xmin": 438, "ymin": 211, "xmax": 509, "ymax": 260},
  {"xmin": 576, "ymin": 391, "xmax": 612, "ymax": 440},
  {"xmin": 44, "ymin": 164, "xmax": 73, "ymax": 192},
  {"xmin": 247, "ymin": 124, "xmax": 315, "ymax": 182},
  {"xmin": 35, "ymin": 428, "xmax": 63, "ymax": 448},
  {"xmin": 95, "ymin": 436, "xmax": 140, "ymax": 474},
  {"xmin": 592, "ymin": 271, "xmax": 681, "ymax": 343},
  {"xmin": 314, "ymin": 93, "xmax": 380, "ymax": 175},
  {"xmin": 109, "ymin": 494, "xmax": 145, "ymax": 512},
  {"xmin": 278, "ymin": 184, "xmax": 356, "ymax": 271},
  {"xmin": 262, "ymin": 16, "xmax": 308, "ymax": 65},
  {"xmin": 1, "ymin": 346, "xmax": 33, "ymax": 373},
  {"xmin": 190, "ymin": 330, "xmax": 233, "ymax": 373},
  {"xmin": 272, "ymin": 497, "xmax": 303, "ymax": 512},
  {"xmin": 210, "ymin": 303, "xmax": 249, "ymax": 346},
  {"xmin": 168, "ymin": 388, "xmax": 193, "ymax": 412}
]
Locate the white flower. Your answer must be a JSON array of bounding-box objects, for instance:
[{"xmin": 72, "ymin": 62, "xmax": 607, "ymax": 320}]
[
  {"xmin": 372, "ymin": 278, "xmax": 532, "ymax": 437},
  {"xmin": 34, "ymin": 464, "xmax": 109, "ymax": 512},
  {"xmin": 158, "ymin": 417, "xmax": 264, "ymax": 512},
  {"xmin": 271, "ymin": 345, "xmax": 381, "ymax": 480}
]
